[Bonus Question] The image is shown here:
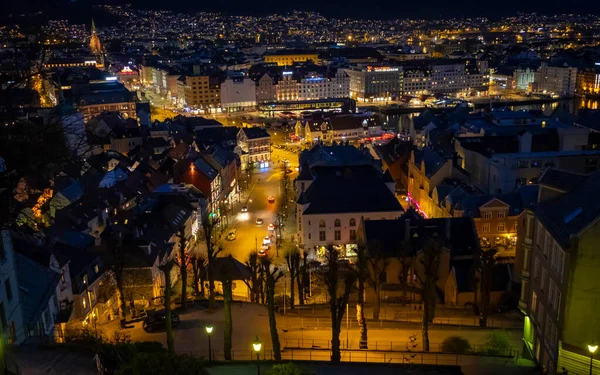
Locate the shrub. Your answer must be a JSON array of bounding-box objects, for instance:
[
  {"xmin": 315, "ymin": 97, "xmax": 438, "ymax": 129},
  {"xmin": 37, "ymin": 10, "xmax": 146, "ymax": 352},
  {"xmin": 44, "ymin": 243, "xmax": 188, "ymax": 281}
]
[
  {"xmin": 267, "ymin": 363, "xmax": 311, "ymax": 375},
  {"xmin": 479, "ymin": 331, "xmax": 512, "ymax": 355},
  {"xmin": 440, "ymin": 336, "xmax": 471, "ymax": 354}
]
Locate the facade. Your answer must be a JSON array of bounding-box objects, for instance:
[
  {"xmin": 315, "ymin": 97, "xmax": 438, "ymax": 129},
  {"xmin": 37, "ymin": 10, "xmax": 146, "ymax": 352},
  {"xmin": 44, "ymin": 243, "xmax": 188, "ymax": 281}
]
[
  {"xmin": 264, "ymin": 52, "xmax": 319, "ymax": 66},
  {"xmin": 402, "ymin": 59, "xmax": 488, "ymax": 96},
  {"xmin": 520, "ymin": 169, "xmax": 600, "ymax": 375},
  {"xmin": 296, "ymin": 70, "xmax": 350, "ymax": 101},
  {"xmin": 537, "ymin": 62, "xmax": 578, "ymax": 97},
  {"xmin": 256, "ymin": 74, "xmax": 277, "ymax": 103},
  {"xmin": 220, "ymin": 75, "xmax": 257, "ymax": 111},
  {"xmin": 344, "ymin": 65, "xmax": 403, "ymax": 102},
  {"xmin": 180, "ymin": 74, "xmax": 222, "ymax": 111},
  {"xmin": 236, "ymin": 127, "xmax": 271, "ymax": 170}
]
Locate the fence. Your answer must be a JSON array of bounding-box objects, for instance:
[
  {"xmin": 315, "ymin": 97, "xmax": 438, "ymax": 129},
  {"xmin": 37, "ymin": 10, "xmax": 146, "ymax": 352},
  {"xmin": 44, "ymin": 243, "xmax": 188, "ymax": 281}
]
[
  {"xmin": 280, "ymin": 338, "xmax": 516, "ymax": 357},
  {"xmin": 175, "ymin": 347, "xmax": 513, "ymax": 366}
]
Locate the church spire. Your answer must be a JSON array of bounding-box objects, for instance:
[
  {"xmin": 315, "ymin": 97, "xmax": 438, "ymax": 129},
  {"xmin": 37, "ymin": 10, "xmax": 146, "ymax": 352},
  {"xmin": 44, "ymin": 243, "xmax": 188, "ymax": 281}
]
[{"xmin": 89, "ymin": 19, "xmax": 102, "ymax": 55}]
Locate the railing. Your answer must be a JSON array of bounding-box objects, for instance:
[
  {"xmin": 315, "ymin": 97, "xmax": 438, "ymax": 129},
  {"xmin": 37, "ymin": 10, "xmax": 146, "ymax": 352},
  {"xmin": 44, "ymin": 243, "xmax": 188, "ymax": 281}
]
[
  {"xmin": 280, "ymin": 338, "xmax": 516, "ymax": 357},
  {"xmin": 175, "ymin": 348, "xmax": 515, "ymax": 365}
]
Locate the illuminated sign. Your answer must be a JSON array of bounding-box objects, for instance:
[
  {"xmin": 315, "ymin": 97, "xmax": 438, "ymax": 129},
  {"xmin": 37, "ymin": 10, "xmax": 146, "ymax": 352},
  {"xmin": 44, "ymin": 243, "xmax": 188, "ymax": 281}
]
[
  {"xmin": 306, "ymin": 77, "xmax": 323, "ymax": 82},
  {"xmin": 366, "ymin": 66, "xmax": 399, "ymax": 72},
  {"xmin": 105, "ymin": 76, "xmax": 118, "ymax": 81},
  {"xmin": 84, "ymin": 60, "xmax": 97, "ymax": 65},
  {"xmin": 283, "ymin": 71, "xmax": 293, "ymax": 75},
  {"xmin": 120, "ymin": 66, "xmax": 134, "ymax": 74},
  {"xmin": 596, "ymin": 62, "xmax": 600, "ymax": 66}
]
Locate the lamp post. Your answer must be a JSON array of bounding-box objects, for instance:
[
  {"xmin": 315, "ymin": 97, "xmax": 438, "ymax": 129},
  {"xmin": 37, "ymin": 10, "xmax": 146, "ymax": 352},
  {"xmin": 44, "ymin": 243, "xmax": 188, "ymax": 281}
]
[
  {"xmin": 205, "ymin": 324, "xmax": 213, "ymax": 362},
  {"xmin": 589, "ymin": 343, "xmax": 598, "ymax": 375},
  {"xmin": 253, "ymin": 336, "xmax": 262, "ymax": 375}
]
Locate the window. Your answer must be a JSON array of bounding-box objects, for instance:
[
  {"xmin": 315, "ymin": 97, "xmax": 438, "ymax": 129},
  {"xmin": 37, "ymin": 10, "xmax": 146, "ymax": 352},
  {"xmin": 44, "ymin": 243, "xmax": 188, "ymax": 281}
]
[
  {"xmin": 498, "ymin": 223, "xmax": 505, "ymax": 232},
  {"xmin": 334, "ymin": 219, "xmax": 341, "ymax": 227},
  {"xmin": 319, "ymin": 231, "xmax": 326, "ymax": 241},
  {"xmin": 334, "ymin": 230, "xmax": 341, "ymax": 241},
  {"xmin": 319, "ymin": 220, "xmax": 326, "ymax": 228},
  {"xmin": 533, "ymin": 256, "xmax": 540, "ymax": 281},
  {"xmin": 94, "ymin": 264, "xmax": 99, "ymax": 274},
  {"xmin": 308, "ymin": 233, "xmax": 311, "ymax": 240},
  {"xmin": 531, "ymin": 291, "xmax": 538, "ymax": 315},
  {"xmin": 497, "ymin": 211, "xmax": 506, "ymax": 219},
  {"xmin": 350, "ymin": 218, "xmax": 356, "ymax": 227},
  {"xmin": 482, "ymin": 223, "xmax": 490, "ymax": 233},
  {"xmin": 540, "ymin": 269, "xmax": 547, "ymax": 292},
  {"xmin": 83, "ymin": 275, "xmax": 88, "ymax": 285},
  {"xmin": 557, "ymin": 250, "xmax": 565, "ymax": 281},
  {"xmin": 83, "ymin": 298, "xmax": 87, "ymax": 309},
  {"xmin": 0, "ymin": 303, "xmax": 5, "ymax": 330},
  {"xmin": 350, "ymin": 229, "xmax": 357, "ymax": 241},
  {"xmin": 4, "ymin": 279, "xmax": 12, "ymax": 301}
]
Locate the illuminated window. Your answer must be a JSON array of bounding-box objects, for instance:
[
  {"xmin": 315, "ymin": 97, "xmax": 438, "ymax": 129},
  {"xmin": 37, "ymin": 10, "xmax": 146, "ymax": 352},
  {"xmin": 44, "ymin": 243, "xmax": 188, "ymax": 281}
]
[
  {"xmin": 334, "ymin": 230, "xmax": 341, "ymax": 241},
  {"xmin": 498, "ymin": 223, "xmax": 505, "ymax": 232},
  {"xmin": 483, "ymin": 211, "xmax": 492, "ymax": 220},
  {"xmin": 349, "ymin": 218, "xmax": 356, "ymax": 227},
  {"xmin": 334, "ymin": 219, "xmax": 341, "ymax": 227},
  {"xmin": 319, "ymin": 220, "xmax": 326, "ymax": 228},
  {"xmin": 482, "ymin": 223, "xmax": 490, "ymax": 233},
  {"xmin": 497, "ymin": 211, "xmax": 506, "ymax": 219},
  {"xmin": 319, "ymin": 231, "xmax": 326, "ymax": 241}
]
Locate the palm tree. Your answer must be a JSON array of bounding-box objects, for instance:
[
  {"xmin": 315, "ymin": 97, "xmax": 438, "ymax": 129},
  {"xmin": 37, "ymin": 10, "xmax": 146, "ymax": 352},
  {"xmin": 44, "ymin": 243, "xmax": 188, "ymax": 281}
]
[{"xmin": 323, "ymin": 245, "xmax": 356, "ymax": 362}]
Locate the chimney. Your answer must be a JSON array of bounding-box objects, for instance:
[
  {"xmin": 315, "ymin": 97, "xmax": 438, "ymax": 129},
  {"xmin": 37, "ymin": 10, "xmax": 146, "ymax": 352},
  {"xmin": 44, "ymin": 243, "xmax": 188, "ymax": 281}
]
[
  {"xmin": 404, "ymin": 219, "xmax": 411, "ymax": 242},
  {"xmin": 445, "ymin": 217, "xmax": 452, "ymax": 240}
]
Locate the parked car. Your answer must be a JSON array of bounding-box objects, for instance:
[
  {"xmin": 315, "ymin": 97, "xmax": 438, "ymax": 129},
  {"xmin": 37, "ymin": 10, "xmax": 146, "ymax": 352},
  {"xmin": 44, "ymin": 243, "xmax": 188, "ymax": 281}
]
[
  {"xmin": 226, "ymin": 229, "xmax": 237, "ymax": 241},
  {"xmin": 268, "ymin": 196, "xmax": 275, "ymax": 204},
  {"xmin": 259, "ymin": 245, "xmax": 269, "ymax": 256},
  {"xmin": 263, "ymin": 236, "xmax": 271, "ymax": 246},
  {"xmin": 256, "ymin": 218, "xmax": 264, "ymax": 225},
  {"xmin": 241, "ymin": 206, "xmax": 248, "ymax": 212},
  {"xmin": 268, "ymin": 223, "xmax": 275, "ymax": 231},
  {"xmin": 142, "ymin": 310, "xmax": 180, "ymax": 332}
]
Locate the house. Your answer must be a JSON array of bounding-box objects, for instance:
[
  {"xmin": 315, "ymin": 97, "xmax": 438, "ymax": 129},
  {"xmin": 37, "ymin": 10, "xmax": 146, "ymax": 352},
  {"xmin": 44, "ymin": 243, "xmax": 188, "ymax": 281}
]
[
  {"xmin": 236, "ymin": 127, "xmax": 271, "ymax": 170},
  {"xmin": 374, "ymin": 138, "xmax": 413, "ymax": 192},
  {"xmin": 0, "ymin": 230, "xmax": 61, "ymax": 344},
  {"xmin": 357, "ymin": 214, "xmax": 507, "ymax": 307},
  {"xmin": 519, "ymin": 169, "xmax": 600, "ymax": 374},
  {"xmin": 296, "ymin": 164, "xmax": 403, "ymax": 260}
]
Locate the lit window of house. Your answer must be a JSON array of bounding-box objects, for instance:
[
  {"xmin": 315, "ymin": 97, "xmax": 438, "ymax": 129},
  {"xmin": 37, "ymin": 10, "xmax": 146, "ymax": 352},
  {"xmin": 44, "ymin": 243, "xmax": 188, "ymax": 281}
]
[
  {"xmin": 482, "ymin": 223, "xmax": 490, "ymax": 233},
  {"xmin": 498, "ymin": 223, "xmax": 505, "ymax": 231},
  {"xmin": 483, "ymin": 211, "xmax": 492, "ymax": 220}
]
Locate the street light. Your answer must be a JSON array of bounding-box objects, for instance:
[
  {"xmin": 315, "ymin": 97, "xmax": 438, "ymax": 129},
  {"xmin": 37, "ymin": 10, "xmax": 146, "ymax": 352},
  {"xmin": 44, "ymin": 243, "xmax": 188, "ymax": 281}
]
[
  {"xmin": 253, "ymin": 336, "xmax": 262, "ymax": 375},
  {"xmin": 205, "ymin": 324, "xmax": 213, "ymax": 362},
  {"xmin": 589, "ymin": 343, "xmax": 598, "ymax": 375}
]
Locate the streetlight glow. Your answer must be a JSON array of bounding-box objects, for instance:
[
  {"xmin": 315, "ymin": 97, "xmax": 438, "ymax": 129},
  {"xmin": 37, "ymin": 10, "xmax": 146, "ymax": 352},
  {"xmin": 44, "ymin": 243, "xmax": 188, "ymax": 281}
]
[
  {"xmin": 253, "ymin": 336, "xmax": 262, "ymax": 352},
  {"xmin": 590, "ymin": 344, "xmax": 598, "ymax": 354},
  {"xmin": 205, "ymin": 324, "xmax": 213, "ymax": 334}
]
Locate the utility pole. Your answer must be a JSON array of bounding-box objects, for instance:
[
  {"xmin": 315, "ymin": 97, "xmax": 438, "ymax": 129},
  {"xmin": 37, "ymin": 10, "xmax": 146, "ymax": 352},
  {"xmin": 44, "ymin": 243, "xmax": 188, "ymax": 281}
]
[
  {"xmin": 283, "ymin": 275, "xmax": 287, "ymax": 315},
  {"xmin": 346, "ymin": 303, "xmax": 349, "ymax": 349}
]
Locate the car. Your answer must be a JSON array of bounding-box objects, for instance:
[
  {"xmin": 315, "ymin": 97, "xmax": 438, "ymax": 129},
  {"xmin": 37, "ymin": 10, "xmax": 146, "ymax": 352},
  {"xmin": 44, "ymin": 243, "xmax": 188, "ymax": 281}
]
[
  {"xmin": 226, "ymin": 229, "xmax": 237, "ymax": 241},
  {"xmin": 286, "ymin": 169, "xmax": 293, "ymax": 174},
  {"xmin": 241, "ymin": 206, "xmax": 248, "ymax": 212},
  {"xmin": 268, "ymin": 196, "xmax": 275, "ymax": 204},
  {"xmin": 142, "ymin": 310, "xmax": 180, "ymax": 332},
  {"xmin": 259, "ymin": 245, "xmax": 269, "ymax": 256},
  {"xmin": 263, "ymin": 236, "xmax": 271, "ymax": 246},
  {"xmin": 268, "ymin": 223, "xmax": 275, "ymax": 231},
  {"xmin": 256, "ymin": 218, "xmax": 264, "ymax": 225}
]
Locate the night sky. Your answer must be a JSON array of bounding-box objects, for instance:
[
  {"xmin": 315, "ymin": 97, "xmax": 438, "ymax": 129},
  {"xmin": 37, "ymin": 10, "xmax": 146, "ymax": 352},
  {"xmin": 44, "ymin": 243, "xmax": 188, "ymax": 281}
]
[{"xmin": 5, "ymin": 0, "xmax": 600, "ymax": 20}]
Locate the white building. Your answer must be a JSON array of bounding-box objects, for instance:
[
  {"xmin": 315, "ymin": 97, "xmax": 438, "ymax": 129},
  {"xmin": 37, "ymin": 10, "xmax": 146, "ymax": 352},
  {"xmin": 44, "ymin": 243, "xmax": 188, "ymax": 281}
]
[
  {"xmin": 537, "ymin": 62, "xmax": 577, "ymax": 97},
  {"xmin": 220, "ymin": 75, "xmax": 257, "ymax": 112},
  {"xmin": 344, "ymin": 65, "xmax": 403, "ymax": 102},
  {"xmin": 297, "ymin": 70, "xmax": 350, "ymax": 100}
]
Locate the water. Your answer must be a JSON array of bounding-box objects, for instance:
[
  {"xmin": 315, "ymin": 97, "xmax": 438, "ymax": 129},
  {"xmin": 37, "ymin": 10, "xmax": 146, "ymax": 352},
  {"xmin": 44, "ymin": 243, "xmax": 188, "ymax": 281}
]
[{"xmin": 381, "ymin": 97, "xmax": 600, "ymax": 133}]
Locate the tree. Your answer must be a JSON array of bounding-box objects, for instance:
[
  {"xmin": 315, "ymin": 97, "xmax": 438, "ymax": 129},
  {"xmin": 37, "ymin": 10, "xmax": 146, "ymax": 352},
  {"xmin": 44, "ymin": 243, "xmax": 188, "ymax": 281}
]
[
  {"xmin": 477, "ymin": 248, "xmax": 498, "ymax": 327},
  {"xmin": 103, "ymin": 233, "xmax": 128, "ymax": 320},
  {"xmin": 174, "ymin": 229, "xmax": 189, "ymax": 310},
  {"xmin": 243, "ymin": 251, "xmax": 261, "ymax": 303},
  {"xmin": 158, "ymin": 260, "xmax": 176, "ymax": 353},
  {"xmin": 323, "ymin": 245, "xmax": 356, "ymax": 362},
  {"xmin": 201, "ymin": 213, "xmax": 223, "ymax": 309},
  {"xmin": 190, "ymin": 255, "xmax": 206, "ymax": 298},
  {"xmin": 296, "ymin": 253, "xmax": 307, "ymax": 305},
  {"xmin": 418, "ymin": 235, "xmax": 443, "ymax": 352},
  {"xmin": 221, "ymin": 270, "xmax": 234, "ymax": 360},
  {"xmin": 397, "ymin": 241, "xmax": 413, "ymax": 306},
  {"xmin": 366, "ymin": 241, "xmax": 390, "ymax": 320},
  {"xmin": 354, "ymin": 245, "xmax": 369, "ymax": 349},
  {"xmin": 261, "ymin": 257, "xmax": 285, "ymax": 360},
  {"xmin": 284, "ymin": 248, "xmax": 301, "ymax": 310}
]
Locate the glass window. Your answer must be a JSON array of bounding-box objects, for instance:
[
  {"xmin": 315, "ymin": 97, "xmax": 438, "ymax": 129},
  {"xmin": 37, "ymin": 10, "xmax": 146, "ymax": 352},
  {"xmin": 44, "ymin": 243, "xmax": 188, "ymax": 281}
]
[
  {"xmin": 482, "ymin": 223, "xmax": 490, "ymax": 233},
  {"xmin": 498, "ymin": 223, "xmax": 505, "ymax": 232},
  {"xmin": 319, "ymin": 231, "xmax": 326, "ymax": 241},
  {"xmin": 350, "ymin": 218, "xmax": 356, "ymax": 227},
  {"xmin": 319, "ymin": 220, "xmax": 326, "ymax": 228},
  {"xmin": 334, "ymin": 230, "xmax": 341, "ymax": 241},
  {"xmin": 483, "ymin": 211, "xmax": 492, "ymax": 220},
  {"xmin": 497, "ymin": 211, "xmax": 505, "ymax": 219},
  {"xmin": 350, "ymin": 229, "xmax": 357, "ymax": 241},
  {"xmin": 334, "ymin": 219, "xmax": 341, "ymax": 227}
]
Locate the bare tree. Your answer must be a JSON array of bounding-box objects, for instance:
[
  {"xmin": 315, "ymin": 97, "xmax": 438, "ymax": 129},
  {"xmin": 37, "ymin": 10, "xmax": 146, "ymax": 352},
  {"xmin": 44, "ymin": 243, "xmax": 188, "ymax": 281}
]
[
  {"xmin": 261, "ymin": 257, "xmax": 284, "ymax": 360},
  {"xmin": 366, "ymin": 241, "xmax": 390, "ymax": 320},
  {"xmin": 397, "ymin": 241, "xmax": 413, "ymax": 306},
  {"xmin": 158, "ymin": 259, "xmax": 176, "ymax": 353},
  {"xmin": 242, "ymin": 251, "xmax": 261, "ymax": 303},
  {"xmin": 418, "ymin": 235, "xmax": 443, "ymax": 352},
  {"xmin": 355, "ymin": 245, "xmax": 369, "ymax": 349},
  {"xmin": 190, "ymin": 254, "xmax": 206, "ymax": 298},
  {"xmin": 296, "ymin": 252, "xmax": 307, "ymax": 305},
  {"xmin": 102, "ymin": 233, "xmax": 128, "ymax": 320},
  {"xmin": 201, "ymin": 213, "xmax": 223, "ymax": 309},
  {"xmin": 173, "ymin": 228, "xmax": 189, "ymax": 310},
  {"xmin": 284, "ymin": 247, "xmax": 301, "ymax": 310},
  {"xmin": 323, "ymin": 245, "xmax": 356, "ymax": 363},
  {"xmin": 477, "ymin": 248, "xmax": 498, "ymax": 327}
]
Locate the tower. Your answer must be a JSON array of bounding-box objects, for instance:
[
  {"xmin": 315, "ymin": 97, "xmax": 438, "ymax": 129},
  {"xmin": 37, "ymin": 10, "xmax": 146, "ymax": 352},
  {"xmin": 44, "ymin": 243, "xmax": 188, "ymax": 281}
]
[{"xmin": 89, "ymin": 19, "xmax": 102, "ymax": 55}]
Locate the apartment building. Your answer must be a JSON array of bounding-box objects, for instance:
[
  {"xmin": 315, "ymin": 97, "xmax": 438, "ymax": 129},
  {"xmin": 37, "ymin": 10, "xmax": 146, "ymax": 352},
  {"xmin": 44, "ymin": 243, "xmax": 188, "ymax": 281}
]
[
  {"xmin": 537, "ymin": 62, "xmax": 578, "ymax": 97},
  {"xmin": 297, "ymin": 69, "xmax": 350, "ymax": 100},
  {"xmin": 520, "ymin": 169, "xmax": 600, "ymax": 375},
  {"xmin": 220, "ymin": 74, "xmax": 257, "ymax": 111},
  {"xmin": 402, "ymin": 59, "xmax": 488, "ymax": 96},
  {"xmin": 263, "ymin": 51, "xmax": 319, "ymax": 66},
  {"xmin": 236, "ymin": 127, "xmax": 271, "ymax": 170},
  {"xmin": 344, "ymin": 65, "xmax": 403, "ymax": 102}
]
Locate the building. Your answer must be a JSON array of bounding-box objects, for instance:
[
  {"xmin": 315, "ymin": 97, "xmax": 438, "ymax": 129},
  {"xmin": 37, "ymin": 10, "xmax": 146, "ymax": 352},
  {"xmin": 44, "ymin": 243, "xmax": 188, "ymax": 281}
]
[
  {"xmin": 236, "ymin": 127, "xmax": 271, "ymax": 170},
  {"xmin": 263, "ymin": 51, "xmax": 319, "ymax": 66},
  {"xmin": 519, "ymin": 169, "xmax": 600, "ymax": 375},
  {"xmin": 296, "ymin": 69, "xmax": 350, "ymax": 101},
  {"xmin": 344, "ymin": 65, "xmax": 403, "ymax": 102},
  {"xmin": 178, "ymin": 68, "xmax": 223, "ymax": 112},
  {"xmin": 67, "ymin": 80, "xmax": 137, "ymax": 122},
  {"xmin": 255, "ymin": 73, "xmax": 277, "ymax": 103},
  {"xmin": 296, "ymin": 162, "xmax": 403, "ymax": 260},
  {"xmin": 220, "ymin": 74, "xmax": 257, "ymax": 112},
  {"xmin": 537, "ymin": 62, "xmax": 577, "ymax": 97},
  {"xmin": 402, "ymin": 59, "xmax": 488, "ymax": 96},
  {"xmin": 0, "ymin": 231, "xmax": 61, "ymax": 344}
]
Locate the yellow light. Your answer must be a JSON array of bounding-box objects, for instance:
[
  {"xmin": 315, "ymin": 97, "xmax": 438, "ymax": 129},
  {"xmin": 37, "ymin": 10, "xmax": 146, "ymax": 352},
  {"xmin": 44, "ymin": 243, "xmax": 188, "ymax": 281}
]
[
  {"xmin": 253, "ymin": 337, "xmax": 262, "ymax": 352},
  {"xmin": 589, "ymin": 344, "xmax": 598, "ymax": 354},
  {"xmin": 205, "ymin": 325, "xmax": 213, "ymax": 334}
]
